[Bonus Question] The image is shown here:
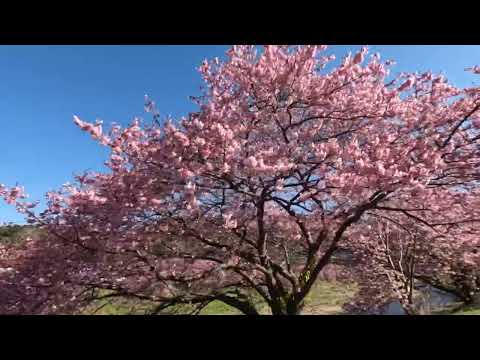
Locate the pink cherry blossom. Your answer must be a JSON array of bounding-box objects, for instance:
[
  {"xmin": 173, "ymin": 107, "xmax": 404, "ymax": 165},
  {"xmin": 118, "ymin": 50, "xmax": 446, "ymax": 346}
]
[{"xmin": 2, "ymin": 46, "xmax": 480, "ymax": 315}]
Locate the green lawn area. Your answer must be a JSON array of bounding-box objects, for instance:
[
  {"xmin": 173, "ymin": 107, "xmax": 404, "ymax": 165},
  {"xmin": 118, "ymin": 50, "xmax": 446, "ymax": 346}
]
[
  {"xmin": 84, "ymin": 280, "xmax": 357, "ymax": 315},
  {"xmin": 301, "ymin": 281, "xmax": 357, "ymax": 315},
  {"xmin": 85, "ymin": 281, "xmax": 480, "ymax": 315},
  {"xmin": 199, "ymin": 300, "xmax": 243, "ymax": 315},
  {"xmin": 83, "ymin": 294, "xmax": 157, "ymax": 315},
  {"xmin": 452, "ymin": 306, "xmax": 480, "ymax": 315},
  {"xmin": 199, "ymin": 281, "xmax": 357, "ymax": 315}
]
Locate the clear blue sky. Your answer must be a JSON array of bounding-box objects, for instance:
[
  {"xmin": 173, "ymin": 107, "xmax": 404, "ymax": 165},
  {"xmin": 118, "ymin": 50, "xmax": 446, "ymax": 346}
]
[{"xmin": 1, "ymin": 45, "xmax": 480, "ymax": 223}]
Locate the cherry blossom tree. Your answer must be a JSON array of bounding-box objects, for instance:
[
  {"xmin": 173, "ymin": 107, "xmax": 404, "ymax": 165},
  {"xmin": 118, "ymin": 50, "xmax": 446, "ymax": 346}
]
[
  {"xmin": 344, "ymin": 215, "xmax": 480, "ymax": 314},
  {"xmin": 1, "ymin": 45, "xmax": 480, "ymax": 315}
]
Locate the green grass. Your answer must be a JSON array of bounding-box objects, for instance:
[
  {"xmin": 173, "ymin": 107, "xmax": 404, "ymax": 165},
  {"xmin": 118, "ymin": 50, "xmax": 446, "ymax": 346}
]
[
  {"xmin": 81, "ymin": 280, "xmax": 357, "ymax": 315},
  {"xmin": 301, "ymin": 281, "xmax": 357, "ymax": 315},
  {"xmin": 84, "ymin": 298, "xmax": 156, "ymax": 315},
  {"xmin": 454, "ymin": 309, "xmax": 480, "ymax": 315},
  {"xmin": 452, "ymin": 305, "xmax": 480, "ymax": 315},
  {"xmin": 81, "ymin": 289, "xmax": 157, "ymax": 315},
  {"xmin": 199, "ymin": 281, "xmax": 357, "ymax": 315},
  {"xmin": 200, "ymin": 300, "xmax": 243, "ymax": 315}
]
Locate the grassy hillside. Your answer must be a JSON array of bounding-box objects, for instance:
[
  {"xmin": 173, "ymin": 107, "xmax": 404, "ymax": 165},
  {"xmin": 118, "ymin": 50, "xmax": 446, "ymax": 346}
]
[{"xmin": 0, "ymin": 224, "xmax": 41, "ymax": 245}]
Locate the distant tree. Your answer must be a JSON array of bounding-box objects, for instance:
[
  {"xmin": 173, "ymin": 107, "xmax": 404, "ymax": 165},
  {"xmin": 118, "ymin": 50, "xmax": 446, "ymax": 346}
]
[{"xmin": 344, "ymin": 217, "xmax": 480, "ymax": 314}]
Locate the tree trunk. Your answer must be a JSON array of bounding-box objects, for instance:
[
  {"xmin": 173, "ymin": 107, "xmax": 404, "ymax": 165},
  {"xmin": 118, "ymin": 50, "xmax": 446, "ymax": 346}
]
[{"xmin": 270, "ymin": 298, "xmax": 304, "ymax": 315}]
